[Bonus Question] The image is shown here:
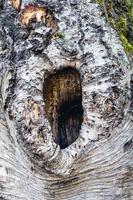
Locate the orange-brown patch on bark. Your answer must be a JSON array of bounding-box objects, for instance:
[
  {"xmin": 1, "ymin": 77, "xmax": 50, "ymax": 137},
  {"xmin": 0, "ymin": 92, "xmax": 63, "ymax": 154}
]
[
  {"xmin": 20, "ymin": 4, "xmax": 58, "ymax": 32},
  {"xmin": 11, "ymin": 0, "xmax": 21, "ymax": 11},
  {"xmin": 20, "ymin": 4, "xmax": 58, "ymax": 35}
]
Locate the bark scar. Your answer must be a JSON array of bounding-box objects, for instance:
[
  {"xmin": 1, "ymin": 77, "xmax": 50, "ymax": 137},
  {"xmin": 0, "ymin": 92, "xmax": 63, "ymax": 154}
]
[{"xmin": 20, "ymin": 4, "xmax": 58, "ymax": 34}]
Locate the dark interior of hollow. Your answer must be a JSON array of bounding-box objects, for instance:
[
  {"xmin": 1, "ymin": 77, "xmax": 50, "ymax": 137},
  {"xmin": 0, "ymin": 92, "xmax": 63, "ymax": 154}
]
[{"xmin": 43, "ymin": 67, "xmax": 83, "ymax": 149}]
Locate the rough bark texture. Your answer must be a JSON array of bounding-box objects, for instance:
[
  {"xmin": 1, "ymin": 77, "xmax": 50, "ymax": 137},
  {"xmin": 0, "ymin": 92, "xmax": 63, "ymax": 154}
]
[{"xmin": 0, "ymin": 0, "xmax": 133, "ymax": 200}]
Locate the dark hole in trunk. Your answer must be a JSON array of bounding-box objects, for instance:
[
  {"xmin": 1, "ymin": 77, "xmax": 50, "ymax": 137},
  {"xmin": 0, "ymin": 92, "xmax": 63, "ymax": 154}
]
[{"xmin": 43, "ymin": 67, "xmax": 83, "ymax": 149}]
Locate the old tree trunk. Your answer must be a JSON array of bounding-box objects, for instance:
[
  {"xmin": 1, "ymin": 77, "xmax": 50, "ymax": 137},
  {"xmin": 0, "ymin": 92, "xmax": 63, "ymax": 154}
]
[{"xmin": 0, "ymin": 0, "xmax": 133, "ymax": 199}]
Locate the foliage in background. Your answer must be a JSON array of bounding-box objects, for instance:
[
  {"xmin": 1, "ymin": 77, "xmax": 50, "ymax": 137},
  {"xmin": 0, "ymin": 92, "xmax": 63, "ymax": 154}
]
[{"xmin": 96, "ymin": 0, "xmax": 133, "ymax": 54}]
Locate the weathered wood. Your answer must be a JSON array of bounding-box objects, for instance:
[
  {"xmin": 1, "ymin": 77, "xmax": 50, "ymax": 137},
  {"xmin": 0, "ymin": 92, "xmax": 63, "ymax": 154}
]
[{"xmin": 0, "ymin": 0, "xmax": 133, "ymax": 199}]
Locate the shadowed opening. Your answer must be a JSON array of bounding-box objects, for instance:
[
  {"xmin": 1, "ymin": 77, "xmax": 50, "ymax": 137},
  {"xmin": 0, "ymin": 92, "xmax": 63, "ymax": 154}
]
[{"xmin": 43, "ymin": 67, "xmax": 83, "ymax": 149}]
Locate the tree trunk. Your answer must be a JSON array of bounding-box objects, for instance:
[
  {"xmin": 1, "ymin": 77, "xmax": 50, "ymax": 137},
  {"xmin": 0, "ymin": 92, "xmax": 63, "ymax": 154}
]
[{"xmin": 0, "ymin": 0, "xmax": 133, "ymax": 199}]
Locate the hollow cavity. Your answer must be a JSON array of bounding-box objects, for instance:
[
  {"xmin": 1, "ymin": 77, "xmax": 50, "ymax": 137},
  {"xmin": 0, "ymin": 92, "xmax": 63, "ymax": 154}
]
[{"xmin": 43, "ymin": 67, "xmax": 83, "ymax": 149}]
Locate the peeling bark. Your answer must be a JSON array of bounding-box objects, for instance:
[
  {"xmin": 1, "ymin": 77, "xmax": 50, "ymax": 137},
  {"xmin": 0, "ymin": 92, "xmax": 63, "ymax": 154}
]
[{"xmin": 0, "ymin": 0, "xmax": 133, "ymax": 200}]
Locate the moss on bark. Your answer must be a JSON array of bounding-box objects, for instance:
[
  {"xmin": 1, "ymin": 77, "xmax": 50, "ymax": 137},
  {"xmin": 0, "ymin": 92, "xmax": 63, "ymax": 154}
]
[{"xmin": 96, "ymin": 0, "xmax": 133, "ymax": 54}]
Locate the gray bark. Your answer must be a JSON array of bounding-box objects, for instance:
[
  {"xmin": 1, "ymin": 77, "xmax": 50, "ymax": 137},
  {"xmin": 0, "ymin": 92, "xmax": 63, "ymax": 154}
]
[{"xmin": 0, "ymin": 0, "xmax": 133, "ymax": 199}]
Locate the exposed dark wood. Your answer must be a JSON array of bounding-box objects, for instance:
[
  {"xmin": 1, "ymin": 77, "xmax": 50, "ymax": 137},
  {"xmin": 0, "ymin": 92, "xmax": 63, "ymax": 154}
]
[{"xmin": 43, "ymin": 67, "xmax": 83, "ymax": 149}]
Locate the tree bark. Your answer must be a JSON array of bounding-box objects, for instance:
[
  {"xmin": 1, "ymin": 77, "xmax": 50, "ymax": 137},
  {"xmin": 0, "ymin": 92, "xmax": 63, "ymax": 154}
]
[{"xmin": 0, "ymin": 0, "xmax": 133, "ymax": 199}]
